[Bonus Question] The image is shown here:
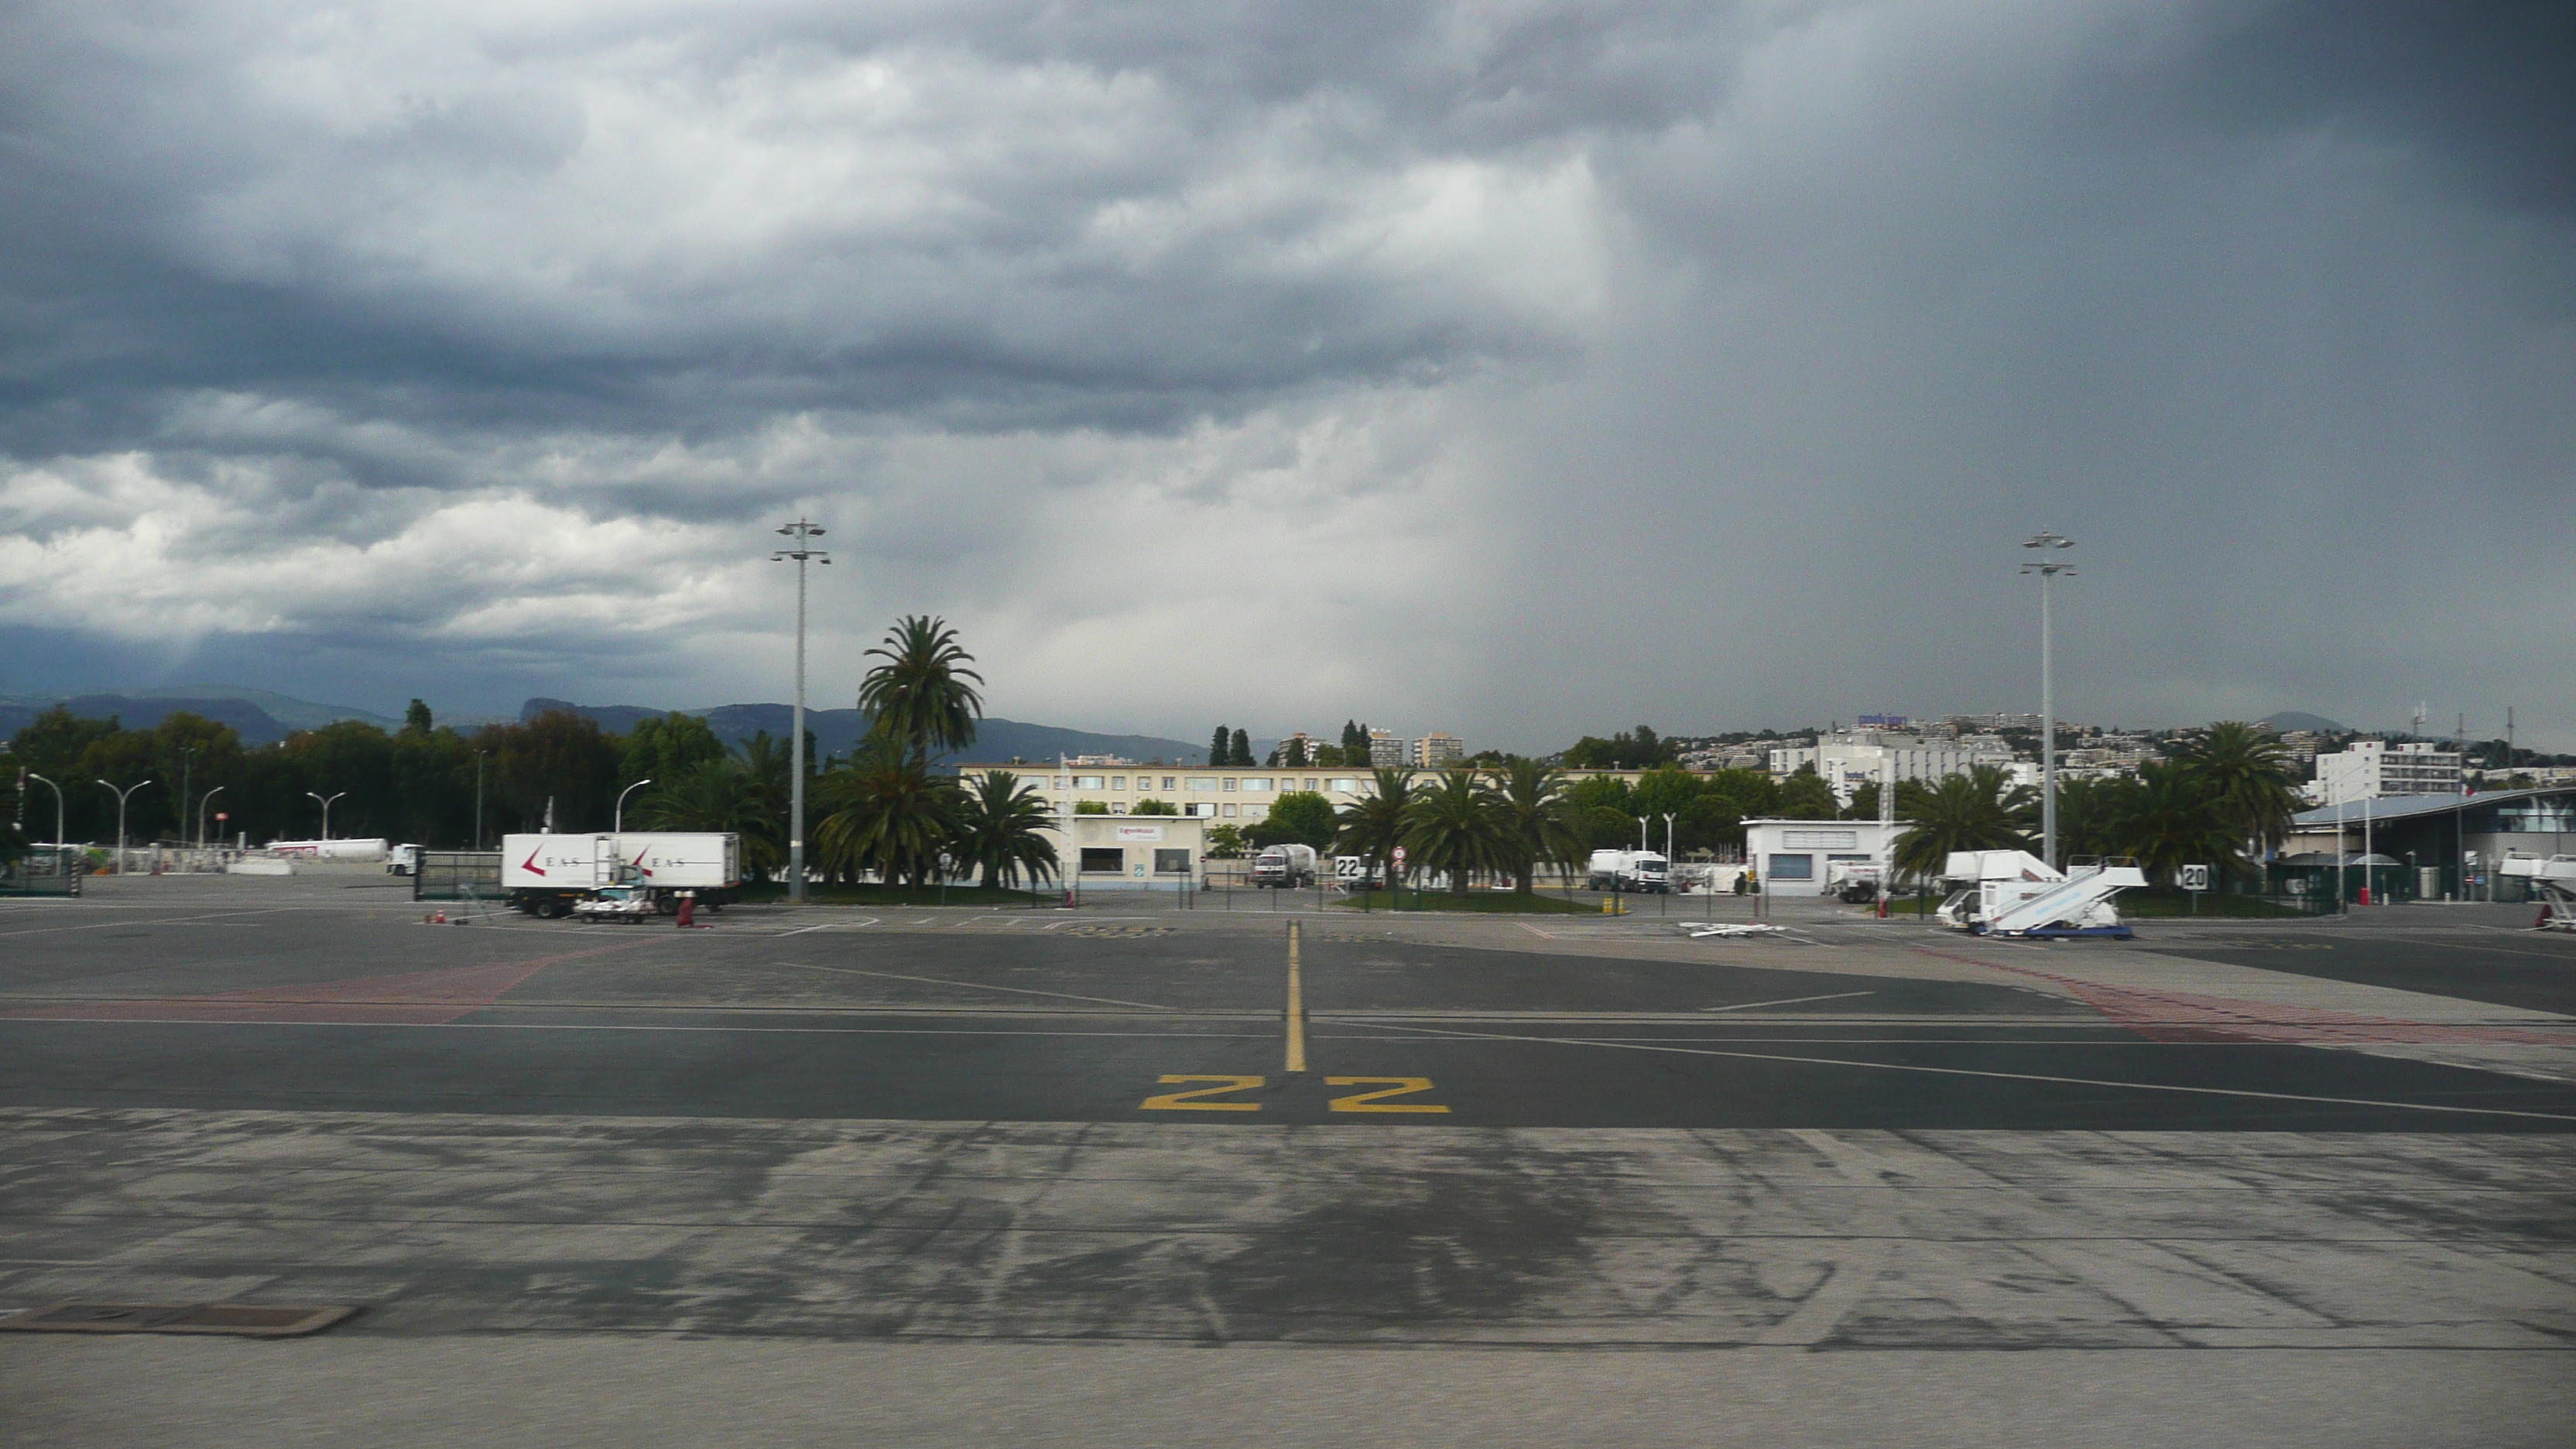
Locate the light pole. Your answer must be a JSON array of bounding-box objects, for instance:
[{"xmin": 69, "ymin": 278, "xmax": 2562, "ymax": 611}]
[
  {"xmin": 615, "ymin": 779, "xmax": 653, "ymax": 833},
  {"xmin": 197, "ymin": 786, "xmax": 225, "ymax": 850},
  {"xmin": 771, "ymin": 519, "xmax": 831, "ymax": 906},
  {"xmin": 474, "ymin": 750, "xmax": 488, "ymax": 850},
  {"xmin": 27, "ymin": 771, "xmax": 65, "ymax": 852},
  {"xmin": 2020, "ymin": 530, "xmax": 2077, "ymax": 869},
  {"xmin": 307, "ymin": 790, "xmax": 346, "ymax": 841},
  {"xmin": 98, "ymin": 779, "xmax": 153, "ymax": 872}
]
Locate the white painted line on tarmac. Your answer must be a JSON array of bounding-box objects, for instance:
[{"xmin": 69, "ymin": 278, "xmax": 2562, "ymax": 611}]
[
  {"xmin": 1699, "ymin": 992, "xmax": 1876, "ymax": 1012},
  {"xmin": 0, "ymin": 1017, "xmax": 1265, "ymax": 1039},
  {"xmin": 1327, "ymin": 1019, "xmax": 2576, "ymax": 1124},
  {"xmin": 0, "ymin": 908, "xmax": 300, "ymax": 937},
  {"xmin": 777, "ymin": 960, "xmax": 1178, "ymax": 1012}
]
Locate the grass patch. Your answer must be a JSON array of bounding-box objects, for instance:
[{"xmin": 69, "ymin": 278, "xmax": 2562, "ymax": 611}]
[
  {"xmin": 1331, "ymin": 890, "xmax": 1605, "ymax": 915},
  {"xmin": 734, "ymin": 882, "xmax": 1055, "ymax": 907},
  {"xmin": 2114, "ymin": 889, "xmax": 2317, "ymax": 919}
]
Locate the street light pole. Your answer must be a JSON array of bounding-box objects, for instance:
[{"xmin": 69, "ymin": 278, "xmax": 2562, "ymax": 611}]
[
  {"xmin": 29, "ymin": 772, "xmax": 65, "ymax": 852},
  {"xmin": 306, "ymin": 790, "xmax": 346, "ymax": 841},
  {"xmin": 2020, "ymin": 530, "xmax": 2077, "ymax": 870},
  {"xmin": 771, "ymin": 519, "xmax": 831, "ymax": 906},
  {"xmin": 98, "ymin": 779, "xmax": 154, "ymax": 873},
  {"xmin": 615, "ymin": 779, "xmax": 653, "ymax": 833},
  {"xmin": 474, "ymin": 751, "xmax": 488, "ymax": 851},
  {"xmin": 197, "ymin": 786, "xmax": 225, "ymax": 850}
]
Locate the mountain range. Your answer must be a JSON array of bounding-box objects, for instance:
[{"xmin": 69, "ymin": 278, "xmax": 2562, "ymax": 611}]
[{"xmin": 519, "ymin": 698, "xmax": 1210, "ymax": 766}]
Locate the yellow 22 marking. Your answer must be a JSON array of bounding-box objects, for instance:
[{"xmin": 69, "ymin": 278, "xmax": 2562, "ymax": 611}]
[
  {"xmin": 1140, "ymin": 1074, "xmax": 1265, "ymax": 1111},
  {"xmin": 1325, "ymin": 1077, "xmax": 1450, "ymax": 1114}
]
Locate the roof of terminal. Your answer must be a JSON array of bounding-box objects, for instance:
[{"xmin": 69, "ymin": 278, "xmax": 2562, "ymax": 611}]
[{"xmin": 2290, "ymin": 786, "xmax": 2573, "ymax": 827}]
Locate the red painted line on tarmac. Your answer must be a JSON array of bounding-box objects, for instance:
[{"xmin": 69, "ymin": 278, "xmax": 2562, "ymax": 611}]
[{"xmin": 2, "ymin": 939, "xmax": 662, "ymax": 1026}]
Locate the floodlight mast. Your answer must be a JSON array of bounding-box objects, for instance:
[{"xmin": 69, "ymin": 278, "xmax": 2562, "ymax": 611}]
[
  {"xmin": 2019, "ymin": 530, "xmax": 2077, "ymax": 870},
  {"xmin": 771, "ymin": 519, "xmax": 831, "ymax": 906}
]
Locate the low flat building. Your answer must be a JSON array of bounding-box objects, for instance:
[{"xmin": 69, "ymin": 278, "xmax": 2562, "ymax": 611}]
[
  {"xmin": 2284, "ymin": 786, "xmax": 2575, "ymax": 900},
  {"xmin": 1742, "ymin": 819, "xmax": 1905, "ymax": 896},
  {"xmin": 1046, "ymin": 814, "xmax": 1208, "ymax": 891}
]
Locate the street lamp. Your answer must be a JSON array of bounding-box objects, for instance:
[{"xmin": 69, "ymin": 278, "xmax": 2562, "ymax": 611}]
[
  {"xmin": 307, "ymin": 790, "xmax": 346, "ymax": 841},
  {"xmin": 98, "ymin": 779, "xmax": 154, "ymax": 873},
  {"xmin": 474, "ymin": 750, "xmax": 488, "ymax": 851},
  {"xmin": 197, "ymin": 786, "xmax": 226, "ymax": 850},
  {"xmin": 27, "ymin": 771, "xmax": 66, "ymax": 853},
  {"xmin": 2019, "ymin": 529, "xmax": 2077, "ymax": 870},
  {"xmin": 770, "ymin": 518, "xmax": 831, "ymax": 906},
  {"xmin": 615, "ymin": 779, "xmax": 653, "ymax": 833}
]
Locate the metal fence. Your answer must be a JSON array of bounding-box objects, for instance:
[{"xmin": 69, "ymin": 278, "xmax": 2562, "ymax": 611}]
[
  {"xmin": 0, "ymin": 846, "xmax": 84, "ymax": 897},
  {"xmin": 413, "ymin": 851, "xmax": 504, "ymax": 903}
]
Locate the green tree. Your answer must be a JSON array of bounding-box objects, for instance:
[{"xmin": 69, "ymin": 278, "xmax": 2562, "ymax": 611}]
[
  {"xmin": 813, "ymin": 740, "xmax": 961, "ymax": 886},
  {"xmin": 2112, "ymin": 762, "xmax": 2254, "ymax": 887},
  {"xmin": 481, "ymin": 711, "xmax": 620, "ymax": 834},
  {"xmin": 1074, "ymin": 800, "xmax": 1110, "ymax": 814},
  {"xmin": 639, "ymin": 759, "xmax": 786, "ymax": 876},
  {"xmin": 620, "ymin": 711, "xmax": 728, "ymax": 788},
  {"xmin": 1776, "ymin": 767, "xmax": 1836, "ymax": 820},
  {"xmin": 1492, "ymin": 757, "xmax": 1586, "ymax": 893},
  {"xmin": 2051, "ymin": 773, "xmax": 2136, "ymax": 863},
  {"xmin": 1131, "ymin": 797, "xmax": 1177, "ymax": 816},
  {"xmin": 402, "ymin": 699, "xmax": 433, "ymax": 736},
  {"xmin": 1399, "ymin": 768, "xmax": 1512, "ymax": 899},
  {"xmin": 1230, "ymin": 728, "xmax": 1252, "ymax": 766},
  {"xmin": 858, "ymin": 615, "xmax": 985, "ymax": 756},
  {"xmin": 1209, "ymin": 724, "xmax": 1231, "ymax": 767},
  {"xmin": 1891, "ymin": 766, "xmax": 2036, "ymax": 880},
  {"xmin": 950, "ymin": 769, "xmax": 1060, "ymax": 888},
  {"xmin": 1248, "ymin": 790, "xmax": 1338, "ymax": 849},
  {"xmin": 1206, "ymin": 824, "xmax": 1246, "ymax": 858},
  {"xmin": 1333, "ymin": 767, "xmax": 1417, "ymax": 884},
  {"xmin": 2170, "ymin": 722, "xmax": 2303, "ymax": 854},
  {"xmin": 1699, "ymin": 768, "xmax": 1780, "ymax": 819}
]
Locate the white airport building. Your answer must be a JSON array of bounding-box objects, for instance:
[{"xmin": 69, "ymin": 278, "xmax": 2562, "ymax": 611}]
[
  {"xmin": 1742, "ymin": 819, "xmax": 1906, "ymax": 896},
  {"xmin": 2312, "ymin": 741, "xmax": 2463, "ymax": 802}
]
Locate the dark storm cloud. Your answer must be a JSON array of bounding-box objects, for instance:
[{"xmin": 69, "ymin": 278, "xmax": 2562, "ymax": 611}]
[{"xmin": 1, "ymin": 2, "xmax": 2568, "ymax": 745}]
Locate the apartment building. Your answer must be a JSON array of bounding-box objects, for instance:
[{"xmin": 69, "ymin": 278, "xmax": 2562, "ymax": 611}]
[
  {"xmin": 1413, "ymin": 732, "xmax": 1465, "ymax": 769},
  {"xmin": 957, "ymin": 763, "xmax": 1650, "ymax": 824},
  {"xmin": 1766, "ymin": 729, "xmax": 2017, "ymax": 806},
  {"xmin": 2314, "ymin": 740, "xmax": 2463, "ymax": 802}
]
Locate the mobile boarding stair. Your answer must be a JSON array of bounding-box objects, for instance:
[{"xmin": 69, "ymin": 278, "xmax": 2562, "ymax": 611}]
[
  {"xmin": 1936, "ymin": 850, "xmax": 2147, "ymax": 939},
  {"xmin": 2501, "ymin": 854, "xmax": 2576, "ymax": 933}
]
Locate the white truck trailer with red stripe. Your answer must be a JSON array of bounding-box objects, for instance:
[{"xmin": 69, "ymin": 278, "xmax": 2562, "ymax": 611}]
[{"xmin": 501, "ymin": 833, "xmax": 742, "ymax": 917}]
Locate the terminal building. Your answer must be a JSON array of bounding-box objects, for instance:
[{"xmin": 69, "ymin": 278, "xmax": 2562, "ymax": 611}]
[{"xmin": 2282, "ymin": 786, "xmax": 2576, "ymax": 901}]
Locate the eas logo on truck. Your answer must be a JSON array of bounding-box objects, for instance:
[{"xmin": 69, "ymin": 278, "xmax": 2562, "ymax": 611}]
[{"xmin": 519, "ymin": 848, "xmax": 547, "ymax": 878}]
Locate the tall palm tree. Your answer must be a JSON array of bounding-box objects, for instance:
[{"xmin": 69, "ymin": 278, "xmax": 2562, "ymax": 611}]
[
  {"xmin": 2114, "ymin": 762, "xmax": 2253, "ymax": 887},
  {"xmin": 637, "ymin": 759, "xmax": 785, "ymax": 876},
  {"xmin": 951, "ymin": 769, "xmax": 1060, "ymax": 889},
  {"xmin": 2051, "ymin": 772, "xmax": 2135, "ymax": 864},
  {"xmin": 1892, "ymin": 765, "xmax": 2036, "ymax": 880},
  {"xmin": 1492, "ymin": 757, "xmax": 1585, "ymax": 895},
  {"xmin": 2171, "ymin": 722, "xmax": 2302, "ymax": 854},
  {"xmin": 814, "ymin": 740, "xmax": 961, "ymax": 887},
  {"xmin": 1334, "ymin": 767, "xmax": 1417, "ymax": 889},
  {"xmin": 1400, "ymin": 769, "xmax": 1512, "ymax": 900},
  {"xmin": 732, "ymin": 730, "xmax": 795, "ymax": 858},
  {"xmin": 857, "ymin": 615, "xmax": 985, "ymax": 757}
]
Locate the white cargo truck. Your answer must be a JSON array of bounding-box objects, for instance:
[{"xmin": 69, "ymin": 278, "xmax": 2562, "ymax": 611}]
[
  {"xmin": 501, "ymin": 832, "xmax": 743, "ymax": 917},
  {"xmin": 1249, "ymin": 843, "xmax": 1318, "ymax": 888},
  {"xmin": 1586, "ymin": 848, "xmax": 1669, "ymax": 893}
]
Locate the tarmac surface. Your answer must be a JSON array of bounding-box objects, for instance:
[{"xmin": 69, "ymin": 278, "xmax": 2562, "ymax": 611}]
[{"xmin": 4, "ymin": 868, "xmax": 2573, "ymax": 1445}]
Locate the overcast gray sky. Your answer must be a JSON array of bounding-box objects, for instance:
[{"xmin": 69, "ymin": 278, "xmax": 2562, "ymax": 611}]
[{"xmin": 3, "ymin": 1, "xmax": 2568, "ymax": 750}]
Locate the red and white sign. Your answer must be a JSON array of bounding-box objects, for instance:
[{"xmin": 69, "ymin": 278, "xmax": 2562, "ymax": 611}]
[{"xmin": 1392, "ymin": 846, "xmax": 1406, "ymax": 867}]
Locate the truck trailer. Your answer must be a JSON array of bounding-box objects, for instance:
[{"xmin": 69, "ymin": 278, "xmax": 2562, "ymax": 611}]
[
  {"xmin": 1249, "ymin": 843, "xmax": 1319, "ymax": 888},
  {"xmin": 1587, "ymin": 849, "xmax": 1669, "ymax": 893},
  {"xmin": 500, "ymin": 832, "xmax": 743, "ymax": 917}
]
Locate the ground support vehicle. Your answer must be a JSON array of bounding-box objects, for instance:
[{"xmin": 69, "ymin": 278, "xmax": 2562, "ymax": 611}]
[
  {"xmin": 615, "ymin": 832, "xmax": 743, "ymax": 913},
  {"xmin": 572, "ymin": 886, "xmax": 658, "ymax": 923},
  {"xmin": 1936, "ymin": 850, "xmax": 2143, "ymax": 937},
  {"xmin": 2502, "ymin": 854, "xmax": 2576, "ymax": 931},
  {"xmin": 1826, "ymin": 859, "xmax": 1885, "ymax": 904},
  {"xmin": 1587, "ymin": 849, "xmax": 1670, "ymax": 893},
  {"xmin": 1250, "ymin": 844, "xmax": 1318, "ymax": 888},
  {"xmin": 387, "ymin": 844, "xmax": 422, "ymax": 877}
]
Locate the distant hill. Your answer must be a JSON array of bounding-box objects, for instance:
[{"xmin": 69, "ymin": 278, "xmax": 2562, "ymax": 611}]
[
  {"xmin": 521, "ymin": 698, "xmax": 1208, "ymax": 767},
  {"xmin": 0, "ymin": 692, "xmax": 306, "ymax": 745},
  {"xmin": 2262, "ymin": 711, "xmax": 2347, "ymax": 734}
]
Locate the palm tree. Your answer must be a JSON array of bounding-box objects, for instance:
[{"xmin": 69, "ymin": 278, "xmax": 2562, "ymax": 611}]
[
  {"xmin": 951, "ymin": 770, "xmax": 1060, "ymax": 889},
  {"xmin": 2051, "ymin": 772, "xmax": 2135, "ymax": 865},
  {"xmin": 857, "ymin": 615, "xmax": 985, "ymax": 757},
  {"xmin": 1492, "ymin": 757, "xmax": 1585, "ymax": 895},
  {"xmin": 813, "ymin": 740, "xmax": 961, "ymax": 887},
  {"xmin": 2113, "ymin": 762, "xmax": 2252, "ymax": 887},
  {"xmin": 1400, "ymin": 768, "xmax": 1512, "ymax": 901},
  {"xmin": 637, "ymin": 759, "xmax": 785, "ymax": 876},
  {"xmin": 1333, "ymin": 767, "xmax": 1417, "ymax": 891},
  {"xmin": 1892, "ymin": 765, "xmax": 2036, "ymax": 880},
  {"xmin": 2171, "ymin": 722, "xmax": 2302, "ymax": 855}
]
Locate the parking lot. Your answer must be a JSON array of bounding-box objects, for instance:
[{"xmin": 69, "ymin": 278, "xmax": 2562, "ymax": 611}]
[{"xmin": 4, "ymin": 868, "xmax": 2572, "ymax": 1445}]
